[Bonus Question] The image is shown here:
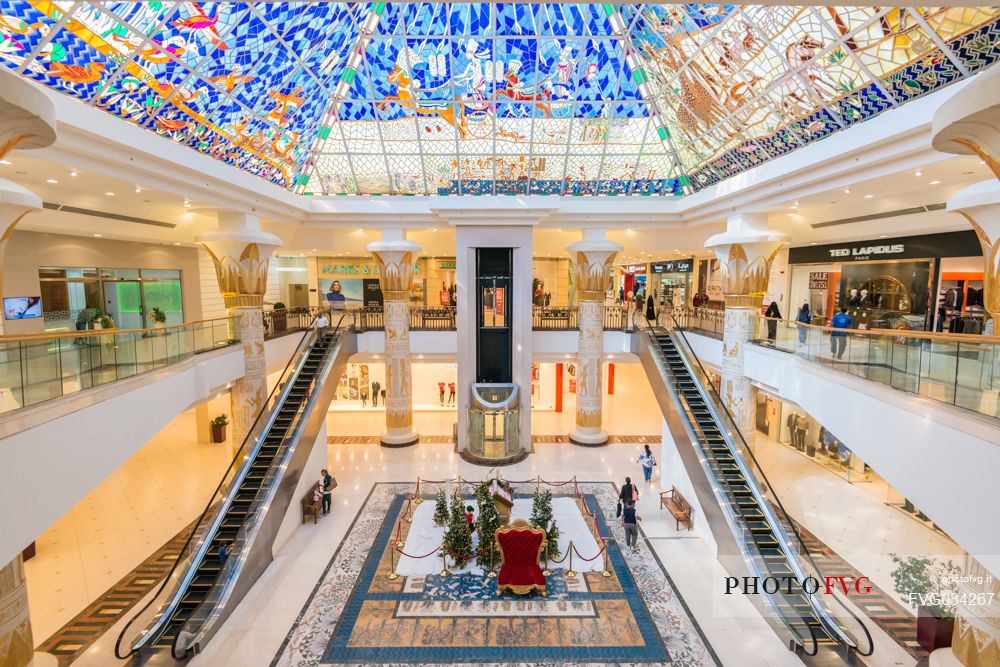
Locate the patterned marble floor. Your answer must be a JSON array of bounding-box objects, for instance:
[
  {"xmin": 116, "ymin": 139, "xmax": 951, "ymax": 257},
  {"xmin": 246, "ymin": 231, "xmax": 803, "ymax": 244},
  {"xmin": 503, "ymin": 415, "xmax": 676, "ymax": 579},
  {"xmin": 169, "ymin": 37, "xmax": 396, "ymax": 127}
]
[{"xmin": 272, "ymin": 483, "xmax": 719, "ymax": 666}]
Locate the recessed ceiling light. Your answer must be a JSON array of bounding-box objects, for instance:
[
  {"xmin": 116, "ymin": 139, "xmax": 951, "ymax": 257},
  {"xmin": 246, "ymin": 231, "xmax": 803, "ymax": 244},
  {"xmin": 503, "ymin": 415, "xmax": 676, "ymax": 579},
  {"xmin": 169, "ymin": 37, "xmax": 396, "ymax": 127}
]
[
  {"xmin": 980, "ymin": 161, "xmax": 986, "ymax": 166},
  {"xmin": 431, "ymin": 228, "xmax": 438, "ymax": 232},
  {"xmin": 915, "ymin": 170, "xmax": 922, "ymax": 177},
  {"xmin": 134, "ymin": 187, "xmax": 141, "ymax": 193},
  {"xmin": 69, "ymin": 170, "xmax": 77, "ymax": 176},
  {"xmin": 843, "ymin": 188, "xmax": 851, "ymax": 194},
  {"xmin": 105, "ymin": 192, "xmax": 114, "ymax": 196},
  {"xmin": 0, "ymin": 160, "xmax": 11, "ymax": 165},
  {"xmin": 790, "ymin": 206, "xmax": 798, "ymax": 210},
  {"xmin": 46, "ymin": 178, "xmax": 57, "ymax": 184},
  {"xmin": 929, "ymin": 180, "xmax": 941, "ymax": 185},
  {"xmin": 173, "ymin": 242, "xmax": 181, "ymax": 246},
  {"xmin": 93, "ymin": 233, "xmax": 102, "ymax": 237},
  {"xmin": 793, "ymin": 201, "xmax": 799, "ymax": 206},
  {"xmin": 879, "ymin": 234, "xmax": 888, "ymax": 238},
  {"xmin": 809, "ymin": 242, "xmax": 817, "ymax": 246},
  {"xmin": 864, "ymin": 194, "xmax": 874, "ymax": 199},
  {"xmin": 184, "ymin": 202, "xmax": 191, "ymax": 208},
  {"xmin": 311, "ymin": 248, "xmax": 317, "ymax": 252}
]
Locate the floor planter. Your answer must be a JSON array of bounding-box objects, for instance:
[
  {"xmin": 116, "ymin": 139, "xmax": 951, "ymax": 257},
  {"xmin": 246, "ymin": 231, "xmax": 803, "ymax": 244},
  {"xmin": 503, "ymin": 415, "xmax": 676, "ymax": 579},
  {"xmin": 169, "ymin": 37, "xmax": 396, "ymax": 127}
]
[
  {"xmin": 211, "ymin": 424, "xmax": 227, "ymax": 443},
  {"xmin": 916, "ymin": 605, "xmax": 954, "ymax": 652}
]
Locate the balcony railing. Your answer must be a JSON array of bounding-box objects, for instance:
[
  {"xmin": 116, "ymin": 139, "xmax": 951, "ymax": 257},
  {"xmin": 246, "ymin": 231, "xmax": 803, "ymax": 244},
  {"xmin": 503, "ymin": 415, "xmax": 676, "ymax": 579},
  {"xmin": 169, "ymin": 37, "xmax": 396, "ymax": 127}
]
[
  {"xmin": 262, "ymin": 306, "xmax": 326, "ymax": 339},
  {"xmin": 0, "ymin": 318, "xmax": 236, "ymax": 415},
  {"xmin": 352, "ymin": 305, "xmax": 635, "ymax": 332},
  {"xmin": 673, "ymin": 308, "xmax": 1000, "ymax": 421},
  {"xmin": 664, "ymin": 306, "xmax": 724, "ymax": 338}
]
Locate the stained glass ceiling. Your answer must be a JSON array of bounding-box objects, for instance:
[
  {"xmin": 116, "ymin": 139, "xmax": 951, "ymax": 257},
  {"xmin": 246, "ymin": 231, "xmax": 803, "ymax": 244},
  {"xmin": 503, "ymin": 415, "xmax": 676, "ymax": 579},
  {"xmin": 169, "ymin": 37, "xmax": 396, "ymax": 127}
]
[{"xmin": 1, "ymin": 3, "xmax": 998, "ymax": 197}]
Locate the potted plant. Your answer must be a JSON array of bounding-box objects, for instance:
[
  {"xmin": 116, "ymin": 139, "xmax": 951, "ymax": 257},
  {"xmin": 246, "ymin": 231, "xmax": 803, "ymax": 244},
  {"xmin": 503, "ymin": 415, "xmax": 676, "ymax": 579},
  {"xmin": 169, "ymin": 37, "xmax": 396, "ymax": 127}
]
[
  {"xmin": 149, "ymin": 307, "xmax": 167, "ymax": 329},
  {"xmin": 91, "ymin": 310, "xmax": 115, "ymax": 330},
  {"xmin": 889, "ymin": 554, "xmax": 961, "ymax": 651},
  {"xmin": 210, "ymin": 414, "xmax": 229, "ymax": 443},
  {"xmin": 271, "ymin": 302, "xmax": 287, "ymax": 334}
]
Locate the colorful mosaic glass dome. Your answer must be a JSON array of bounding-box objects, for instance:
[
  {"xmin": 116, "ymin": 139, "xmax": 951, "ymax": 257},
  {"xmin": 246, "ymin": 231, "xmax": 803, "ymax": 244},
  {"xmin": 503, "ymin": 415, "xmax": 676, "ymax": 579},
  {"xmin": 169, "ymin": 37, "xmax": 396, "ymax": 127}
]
[{"xmin": 1, "ymin": 3, "xmax": 998, "ymax": 196}]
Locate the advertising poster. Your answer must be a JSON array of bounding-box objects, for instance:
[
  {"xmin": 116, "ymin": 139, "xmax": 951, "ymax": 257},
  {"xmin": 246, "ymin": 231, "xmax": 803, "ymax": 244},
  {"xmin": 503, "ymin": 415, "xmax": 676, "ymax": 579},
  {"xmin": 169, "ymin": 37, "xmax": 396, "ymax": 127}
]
[
  {"xmin": 363, "ymin": 279, "xmax": 384, "ymax": 307},
  {"xmin": 320, "ymin": 278, "xmax": 365, "ymax": 308}
]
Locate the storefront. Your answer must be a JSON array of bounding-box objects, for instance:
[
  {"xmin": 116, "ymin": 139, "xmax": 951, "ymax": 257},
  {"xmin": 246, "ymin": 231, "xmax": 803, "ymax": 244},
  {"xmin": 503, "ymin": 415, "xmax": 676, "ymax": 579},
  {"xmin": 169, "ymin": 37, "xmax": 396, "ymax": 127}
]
[
  {"xmin": 694, "ymin": 257, "xmax": 724, "ymax": 308},
  {"xmin": 755, "ymin": 392, "xmax": 871, "ymax": 483},
  {"xmin": 786, "ymin": 231, "xmax": 983, "ymax": 331},
  {"xmin": 650, "ymin": 258, "xmax": 694, "ymax": 308},
  {"xmin": 614, "ymin": 263, "xmax": 648, "ymax": 303},
  {"xmin": 531, "ymin": 257, "xmax": 572, "ymax": 307}
]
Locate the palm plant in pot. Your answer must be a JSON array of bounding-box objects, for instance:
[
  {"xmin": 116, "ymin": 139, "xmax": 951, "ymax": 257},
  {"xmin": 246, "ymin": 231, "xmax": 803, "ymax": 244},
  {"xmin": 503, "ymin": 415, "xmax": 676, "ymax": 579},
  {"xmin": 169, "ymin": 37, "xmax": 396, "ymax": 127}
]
[
  {"xmin": 210, "ymin": 414, "xmax": 229, "ymax": 443},
  {"xmin": 889, "ymin": 554, "xmax": 961, "ymax": 651}
]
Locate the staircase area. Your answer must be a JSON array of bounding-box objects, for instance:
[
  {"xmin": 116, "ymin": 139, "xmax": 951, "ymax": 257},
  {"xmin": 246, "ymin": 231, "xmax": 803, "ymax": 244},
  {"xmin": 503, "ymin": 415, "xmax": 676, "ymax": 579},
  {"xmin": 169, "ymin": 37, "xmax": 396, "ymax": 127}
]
[
  {"xmin": 639, "ymin": 321, "xmax": 872, "ymax": 662},
  {"xmin": 116, "ymin": 318, "xmax": 355, "ymax": 662}
]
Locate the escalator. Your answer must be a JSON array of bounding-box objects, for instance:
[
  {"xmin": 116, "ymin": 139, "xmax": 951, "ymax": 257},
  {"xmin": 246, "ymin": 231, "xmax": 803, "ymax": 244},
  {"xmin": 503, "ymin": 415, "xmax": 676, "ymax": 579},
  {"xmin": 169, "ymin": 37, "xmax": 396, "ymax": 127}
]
[
  {"xmin": 639, "ymin": 319, "xmax": 873, "ymax": 662},
  {"xmin": 116, "ymin": 317, "xmax": 355, "ymax": 662}
]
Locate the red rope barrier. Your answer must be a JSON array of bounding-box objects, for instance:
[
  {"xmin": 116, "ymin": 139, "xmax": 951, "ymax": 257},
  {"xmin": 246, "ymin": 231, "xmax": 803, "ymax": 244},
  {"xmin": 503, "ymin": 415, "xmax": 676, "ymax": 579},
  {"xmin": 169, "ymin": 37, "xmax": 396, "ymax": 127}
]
[
  {"xmin": 394, "ymin": 545, "xmax": 441, "ymax": 559},
  {"xmin": 443, "ymin": 546, "xmax": 484, "ymax": 560},
  {"xmin": 571, "ymin": 542, "xmax": 607, "ymax": 562},
  {"xmin": 547, "ymin": 551, "xmax": 570, "ymax": 564}
]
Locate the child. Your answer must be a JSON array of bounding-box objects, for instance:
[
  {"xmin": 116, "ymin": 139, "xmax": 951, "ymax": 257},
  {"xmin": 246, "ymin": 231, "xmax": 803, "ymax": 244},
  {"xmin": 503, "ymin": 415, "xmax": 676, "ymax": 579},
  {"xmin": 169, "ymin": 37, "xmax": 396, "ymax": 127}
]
[{"xmin": 465, "ymin": 505, "xmax": 476, "ymax": 534}]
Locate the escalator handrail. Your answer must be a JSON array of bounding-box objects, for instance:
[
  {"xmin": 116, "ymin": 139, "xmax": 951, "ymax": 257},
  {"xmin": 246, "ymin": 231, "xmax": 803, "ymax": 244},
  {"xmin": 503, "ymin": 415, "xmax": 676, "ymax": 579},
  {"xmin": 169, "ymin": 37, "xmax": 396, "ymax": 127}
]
[
  {"xmin": 114, "ymin": 314, "xmax": 336, "ymax": 658},
  {"xmin": 664, "ymin": 318, "xmax": 873, "ymax": 656},
  {"xmin": 638, "ymin": 320, "xmax": 818, "ymax": 655},
  {"xmin": 178, "ymin": 317, "xmax": 349, "ymax": 653}
]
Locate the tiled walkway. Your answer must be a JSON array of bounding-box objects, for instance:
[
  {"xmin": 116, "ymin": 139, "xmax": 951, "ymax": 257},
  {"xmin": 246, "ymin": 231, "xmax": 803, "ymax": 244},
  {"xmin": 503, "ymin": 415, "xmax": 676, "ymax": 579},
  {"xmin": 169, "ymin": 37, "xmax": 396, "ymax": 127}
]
[
  {"xmin": 328, "ymin": 435, "xmax": 662, "ymax": 445},
  {"xmin": 35, "ymin": 520, "xmax": 195, "ymax": 666}
]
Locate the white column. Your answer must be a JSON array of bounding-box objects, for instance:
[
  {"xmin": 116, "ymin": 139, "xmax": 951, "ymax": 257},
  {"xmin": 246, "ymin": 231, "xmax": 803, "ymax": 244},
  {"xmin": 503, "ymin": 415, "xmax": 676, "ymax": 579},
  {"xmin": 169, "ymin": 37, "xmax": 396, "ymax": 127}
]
[
  {"xmin": 944, "ymin": 555, "xmax": 1000, "ymax": 667},
  {"xmin": 368, "ymin": 229, "xmax": 421, "ymax": 446},
  {"xmin": 705, "ymin": 214, "xmax": 787, "ymax": 444},
  {"xmin": 567, "ymin": 229, "xmax": 621, "ymax": 445},
  {"xmin": 198, "ymin": 212, "xmax": 282, "ymax": 451}
]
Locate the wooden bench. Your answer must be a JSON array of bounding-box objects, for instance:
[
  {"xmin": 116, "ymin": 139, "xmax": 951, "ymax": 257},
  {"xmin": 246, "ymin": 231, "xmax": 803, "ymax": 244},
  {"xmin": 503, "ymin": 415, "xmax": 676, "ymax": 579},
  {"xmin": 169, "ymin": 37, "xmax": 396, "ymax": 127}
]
[
  {"xmin": 301, "ymin": 491, "xmax": 322, "ymax": 524},
  {"xmin": 660, "ymin": 486, "xmax": 693, "ymax": 531}
]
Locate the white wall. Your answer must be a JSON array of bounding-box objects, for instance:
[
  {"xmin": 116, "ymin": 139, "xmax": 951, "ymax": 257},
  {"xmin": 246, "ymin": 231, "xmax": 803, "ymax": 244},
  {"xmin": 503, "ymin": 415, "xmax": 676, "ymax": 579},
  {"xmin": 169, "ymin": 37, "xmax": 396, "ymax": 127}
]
[
  {"xmin": 198, "ymin": 247, "xmax": 226, "ymax": 320},
  {"xmin": 660, "ymin": 418, "xmax": 717, "ymax": 550},
  {"xmin": 683, "ymin": 331, "xmax": 1000, "ymax": 576},
  {"xmin": 0, "ymin": 347, "xmax": 245, "ymax": 566}
]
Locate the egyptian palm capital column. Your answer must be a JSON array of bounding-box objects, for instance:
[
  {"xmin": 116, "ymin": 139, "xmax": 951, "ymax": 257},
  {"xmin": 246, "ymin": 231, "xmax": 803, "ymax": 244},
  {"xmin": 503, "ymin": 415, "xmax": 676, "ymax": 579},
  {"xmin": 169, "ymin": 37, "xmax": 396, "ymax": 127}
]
[
  {"xmin": 198, "ymin": 212, "xmax": 282, "ymax": 452},
  {"xmin": 934, "ymin": 64, "xmax": 1000, "ymax": 321},
  {"xmin": 705, "ymin": 214, "xmax": 787, "ymax": 446},
  {"xmin": 0, "ymin": 67, "xmax": 55, "ymax": 667},
  {"xmin": 368, "ymin": 229, "xmax": 421, "ymax": 447},
  {"xmin": 567, "ymin": 229, "xmax": 621, "ymax": 446}
]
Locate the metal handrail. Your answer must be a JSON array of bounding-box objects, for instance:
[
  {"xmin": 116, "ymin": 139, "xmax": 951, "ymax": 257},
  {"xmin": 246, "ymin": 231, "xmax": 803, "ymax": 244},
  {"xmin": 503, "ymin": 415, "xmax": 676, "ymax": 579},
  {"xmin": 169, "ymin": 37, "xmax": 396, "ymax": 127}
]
[
  {"xmin": 662, "ymin": 316, "xmax": 874, "ymax": 656},
  {"xmin": 0, "ymin": 316, "xmax": 233, "ymax": 343},
  {"xmin": 114, "ymin": 313, "xmax": 335, "ymax": 659}
]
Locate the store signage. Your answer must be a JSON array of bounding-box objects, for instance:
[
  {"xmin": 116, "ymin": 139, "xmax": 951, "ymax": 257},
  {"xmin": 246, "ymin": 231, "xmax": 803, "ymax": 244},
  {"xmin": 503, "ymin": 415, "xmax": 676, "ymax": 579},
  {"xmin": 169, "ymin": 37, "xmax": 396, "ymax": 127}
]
[
  {"xmin": 651, "ymin": 259, "xmax": 694, "ymax": 274},
  {"xmin": 437, "ymin": 260, "xmax": 456, "ymax": 270},
  {"xmin": 808, "ymin": 272, "xmax": 829, "ymax": 289},
  {"xmin": 319, "ymin": 261, "xmax": 421, "ymax": 276},
  {"xmin": 789, "ymin": 231, "xmax": 981, "ymax": 264},
  {"xmin": 828, "ymin": 244, "xmax": 904, "ymax": 260},
  {"xmin": 623, "ymin": 264, "xmax": 647, "ymax": 273}
]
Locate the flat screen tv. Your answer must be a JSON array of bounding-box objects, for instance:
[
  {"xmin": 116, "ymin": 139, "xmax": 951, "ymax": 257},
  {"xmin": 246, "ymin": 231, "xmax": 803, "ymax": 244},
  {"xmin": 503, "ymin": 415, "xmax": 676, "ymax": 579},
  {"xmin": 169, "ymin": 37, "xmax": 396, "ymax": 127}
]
[{"xmin": 3, "ymin": 297, "xmax": 42, "ymax": 320}]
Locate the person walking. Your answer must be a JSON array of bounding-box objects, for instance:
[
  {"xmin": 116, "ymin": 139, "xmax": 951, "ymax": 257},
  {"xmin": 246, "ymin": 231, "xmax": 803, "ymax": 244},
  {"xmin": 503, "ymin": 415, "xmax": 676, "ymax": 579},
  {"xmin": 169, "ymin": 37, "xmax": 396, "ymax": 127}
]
[
  {"xmin": 622, "ymin": 499, "xmax": 641, "ymax": 552},
  {"xmin": 637, "ymin": 444, "xmax": 656, "ymax": 483},
  {"xmin": 321, "ymin": 468, "xmax": 335, "ymax": 515},
  {"xmin": 618, "ymin": 287, "xmax": 624, "ymax": 305},
  {"xmin": 617, "ymin": 476, "xmax": 637, "ymax": 517},
  {"xmin": 764, "ymin": 301, "xmax": 781, "ymax": 342},
  {"xmin": 645, "ymin": 290, "xmax": 656, "ymax": 322},
  {"xmin": 829, "ymin": 307, "xmax": 853, "ymax": 360},
  {"xmin": 314, "ymin": 311, "xmax": 329, "ymax": 342},
  {"xmin": 795, "ymin": 303, "xmax": 811, "ymax": 345}
]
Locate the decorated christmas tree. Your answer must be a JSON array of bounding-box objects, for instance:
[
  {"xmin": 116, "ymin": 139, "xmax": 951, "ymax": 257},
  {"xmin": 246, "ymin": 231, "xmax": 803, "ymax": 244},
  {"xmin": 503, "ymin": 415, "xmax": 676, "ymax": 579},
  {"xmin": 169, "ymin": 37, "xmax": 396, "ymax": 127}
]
[
  {"xmin": 475, "ymin": 481, "xmax": 503, "ymax": 570},
  {"xmin": 433, "ymin": 489, "xmax": 448, "ymax": 527},
  {"xmin": 530, "ymin": 488, "xmax": 561, "ymax": 560},
  {"xmin": 442, "ymin": 491, "xmax": 473, "ymax": 568}
]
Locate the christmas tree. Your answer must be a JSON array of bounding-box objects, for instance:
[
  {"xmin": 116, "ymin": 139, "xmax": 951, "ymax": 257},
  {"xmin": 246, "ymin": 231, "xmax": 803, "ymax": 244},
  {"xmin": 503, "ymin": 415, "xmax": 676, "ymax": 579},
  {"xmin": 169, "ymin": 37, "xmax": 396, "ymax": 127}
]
[
  {"xmin": 442, "ymin": 491, "xmax": 473, "ymax": 568},
  {"xmin": 530, "ymin": 488, "xmax": 561, "ymax": 560},
  {"xmin": 433, "ymin": 489, "xmax": 448, "ymax": 527},
  {"xmin": 475, "ymin": 481, "xmax": 503, "ymax": 570}
]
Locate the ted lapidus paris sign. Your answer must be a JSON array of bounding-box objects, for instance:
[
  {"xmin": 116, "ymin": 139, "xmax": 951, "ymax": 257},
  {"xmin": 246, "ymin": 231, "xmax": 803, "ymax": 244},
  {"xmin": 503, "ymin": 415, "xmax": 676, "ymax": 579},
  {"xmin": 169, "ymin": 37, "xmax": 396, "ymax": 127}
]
[{"xmin": 788, "ymin": 230, "xmax": 981, "ymax": 264}]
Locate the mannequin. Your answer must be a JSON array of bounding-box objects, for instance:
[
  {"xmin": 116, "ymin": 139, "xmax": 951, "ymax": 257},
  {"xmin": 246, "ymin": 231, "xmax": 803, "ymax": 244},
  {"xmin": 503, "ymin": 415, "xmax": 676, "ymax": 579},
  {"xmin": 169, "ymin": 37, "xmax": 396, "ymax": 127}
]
[
  {"xmin": 859, "ymin": 288, "xmax": 870, "ymax": 307},
  {"xmin": 848, "ymin": 288, "xmax": 860, "ymax": 307}
]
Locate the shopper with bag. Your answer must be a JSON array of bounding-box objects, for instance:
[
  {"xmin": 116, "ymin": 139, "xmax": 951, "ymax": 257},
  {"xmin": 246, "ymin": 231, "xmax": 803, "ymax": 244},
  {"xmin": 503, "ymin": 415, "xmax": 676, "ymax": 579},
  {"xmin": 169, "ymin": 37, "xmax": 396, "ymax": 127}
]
[
  {"xmin": 637, "ymin": 444, "xmax": 657, "ymax": 483},
  {"xmin": 617, "ymin": 476, "xmax": 638, "ymax": 517}
]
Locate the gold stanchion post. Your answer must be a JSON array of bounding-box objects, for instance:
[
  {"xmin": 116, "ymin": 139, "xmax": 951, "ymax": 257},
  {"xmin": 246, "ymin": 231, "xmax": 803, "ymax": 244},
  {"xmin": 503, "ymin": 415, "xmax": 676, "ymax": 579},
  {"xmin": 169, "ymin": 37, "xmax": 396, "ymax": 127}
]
[
  {"xmin": 387, "ymin": 546, "xmax": 399, "ymax": 581},
  {"xmin": 413, "ymin": 476, "xmax": 423, "ymax": 504},
  {"xmin": 601, "ymin": 546, "xmax": 612, "ymax": 578},
  {"xmin": 487, "ymin": 544, "xmax": 497, "ymax": 579},
  {"xmin": 405, "ymin": 498, "xmax": 414, "ymax": 524},
  {"xmin": 439, "ymin": 549, "xmax": 451, "ymax": 577},
  {"xmin": 543, "ymin": 550, "xmax": 552, "ymax": 577},
  {"xmin": 395, "ymin": 517, "xmax": 404, "ymax": 549},
  {"xmin": 565, "ymin": 540, "xmax": 577, "ymax": 578}
]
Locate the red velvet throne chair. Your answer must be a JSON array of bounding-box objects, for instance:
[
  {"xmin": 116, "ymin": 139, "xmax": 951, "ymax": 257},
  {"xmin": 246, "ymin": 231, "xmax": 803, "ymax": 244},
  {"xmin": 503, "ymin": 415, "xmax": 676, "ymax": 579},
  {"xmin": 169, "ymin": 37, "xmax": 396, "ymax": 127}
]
[{"xmin": 495, "ymin": 519, "xmax": 547, "ymax": 596}]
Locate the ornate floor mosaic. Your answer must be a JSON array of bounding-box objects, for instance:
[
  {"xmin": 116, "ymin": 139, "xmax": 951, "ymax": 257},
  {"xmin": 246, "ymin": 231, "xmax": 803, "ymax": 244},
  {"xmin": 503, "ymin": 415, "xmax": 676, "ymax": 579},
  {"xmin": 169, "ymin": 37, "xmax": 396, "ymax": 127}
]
[{"xmin": 272, "ymin": 482, "xmax": 718, "ymax": 666}]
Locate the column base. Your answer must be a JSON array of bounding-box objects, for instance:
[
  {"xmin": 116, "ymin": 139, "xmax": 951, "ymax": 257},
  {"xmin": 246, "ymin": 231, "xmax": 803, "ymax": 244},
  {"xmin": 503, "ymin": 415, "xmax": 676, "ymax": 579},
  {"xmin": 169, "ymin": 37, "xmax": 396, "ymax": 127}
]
[
  {"xmin": 380, "ymin": 430, "xmax": 419, "ymax": 448},
  {"xmin": 569, "ymin": 428, "xmax": 609, "ymax": 447}
]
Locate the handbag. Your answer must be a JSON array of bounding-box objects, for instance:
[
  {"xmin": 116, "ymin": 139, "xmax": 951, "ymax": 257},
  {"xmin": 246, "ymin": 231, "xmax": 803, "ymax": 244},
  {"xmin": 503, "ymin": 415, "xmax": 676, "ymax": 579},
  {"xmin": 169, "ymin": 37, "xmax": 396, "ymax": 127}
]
[
  {"xmin": 616, "ymin": 500, "xmax": 623, "ymax": 518},
  {"xmin": 632, "ymin": 487, "xmax": 639, "ymax": 501}
]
